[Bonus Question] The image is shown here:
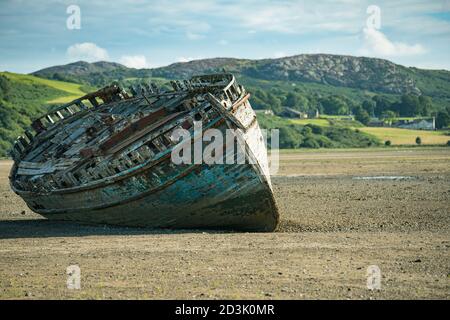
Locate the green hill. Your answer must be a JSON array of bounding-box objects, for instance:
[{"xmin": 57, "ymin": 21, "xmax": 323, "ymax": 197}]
[
  {"xmin": 0, "ymin": 72, "xmax": 90, "ymax": 157},
  {"xmin": 32, "ymin": 54, "xmax": 450, "ymax": 121},
  {"xmin": 2, "ymin": 53, "xmax": 450, "ymax": 156},
  {"xmin": 33, "ymin": 54, "xmax": 450, "ymax": 101}
]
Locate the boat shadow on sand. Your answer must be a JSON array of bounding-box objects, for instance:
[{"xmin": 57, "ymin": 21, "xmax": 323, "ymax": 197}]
[{"xmin": 0, "ymin": 219, "xmax": 235, "ymax": 239}]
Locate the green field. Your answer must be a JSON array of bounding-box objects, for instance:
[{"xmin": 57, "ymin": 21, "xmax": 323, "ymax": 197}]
[
  {"xmin": 286, "ymin": 114, "xmax": 449, "ymax": 146},
  {"xmin": 319, "ymin": 115, "xmax": 353, "ymax": 119},
  {"xmin": 359, "ymin": 127, "xmax": 449, "ymax": 145},
  {"xmin": 289, "ymin": 118, "xmax": 330, "ymax": 126},
  {"xmin": 288, "ymin": 116, "xmax": 362, "ymax": 128},
  {"xmin": 0, "ymin": 72, "xmax": 86, "ymax": 103}
]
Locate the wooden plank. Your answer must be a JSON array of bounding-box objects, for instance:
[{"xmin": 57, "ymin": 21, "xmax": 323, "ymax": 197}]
[{"xmin": 17, "ymin": 166, "xmax": 55, "ymax": 176}]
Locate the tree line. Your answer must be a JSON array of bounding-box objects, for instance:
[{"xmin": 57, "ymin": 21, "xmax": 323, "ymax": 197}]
[{"xmin": 249, "ymin": 86, "xmax": 450, "ymax": 129}]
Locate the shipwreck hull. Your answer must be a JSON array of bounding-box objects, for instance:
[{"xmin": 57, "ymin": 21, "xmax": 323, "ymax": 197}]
[
  {"xmin": 10, "ymin": 73, "xmax": 279, "ymax": 231},
  {"xmin": 25, "ymin": 163, "xmax": 277, "ymax": 231}
]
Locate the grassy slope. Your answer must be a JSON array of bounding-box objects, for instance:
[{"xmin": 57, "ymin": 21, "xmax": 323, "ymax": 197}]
[
  {"xmin": 1, "ymin": 72, "xmax": 86, "ymax": 103},
  {"xmin": 240, "ymin": 76, "xmax": 383, "ymax": 103},
  {"xmin": 0, "ymin": 72, "xmax": 90, "ymax": 157},
  {"xmin": 359, "ymin": 127, "xmax": 449, "ymax": 145},
  {"xmin": 289, "ymin": 119, "xmax": 330, "ymax": 127}
]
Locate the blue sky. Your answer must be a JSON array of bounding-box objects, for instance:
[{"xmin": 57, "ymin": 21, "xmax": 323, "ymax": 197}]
[{"xmin": 1, "ymin": 0, "xmax": 450, "ymax": 73}]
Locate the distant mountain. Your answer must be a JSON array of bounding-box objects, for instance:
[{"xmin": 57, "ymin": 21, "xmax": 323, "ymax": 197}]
[
  {"xmin": 154, "ymin": 55, "xmax": 420, "ymax": 95},
  {"xmin": 36, "ymin": 61, "xmax": 128, "ymax": 77},
  {"xmin": 32, "ymin": 54, "xmax": 450, "ymax": 98}
]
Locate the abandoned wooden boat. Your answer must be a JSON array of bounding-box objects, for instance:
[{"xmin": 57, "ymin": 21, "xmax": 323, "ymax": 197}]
[{"xmin": 9, "ymin": 73, "xmax": 279, "ymax": 231}]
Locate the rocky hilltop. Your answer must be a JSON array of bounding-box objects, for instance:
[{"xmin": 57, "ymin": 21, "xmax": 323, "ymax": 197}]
[
  {"xmin": 243, "ymin": 55, "xmax": 419, "ymax": 94},
  {"xmin": 148, "ymin": 54, "xmax": 418, "ymax": 94},
  {"xmin": 32, "ymin": 54, "xmax": 450, "ymax": 97}
]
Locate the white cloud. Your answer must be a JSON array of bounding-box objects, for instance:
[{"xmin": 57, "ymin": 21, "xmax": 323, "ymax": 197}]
[
  {"xmin": 139, "ymin": 1, "xmax": 361, "ymax": 36},
  {"xmin": 176, "ymin": 56, "xmax": 204, "ymax": 63},
  {"xmin": 215, "ymin": 1, "xmax": 361, "ymax": 34},
  {"xmin": 66, "ymin": 42, "xmax": 109, "ymax": 62},
  {"xmin": 273, "ymin": 51, "xmax": 287, "ymax": 59},
  {"xmin": 414, "ymin": 62, "xmax": 450, "ymax": 71},
  {"xmin": 360, "ymin": 27, "xmax": 426, "ymax": 57},
  {"xmin": 177, "ymin": 57, "xmax": 190, "ymax": 63},
  {"xmin": 119, "ymin": 55, "xmax": 149, "ymax": 68},
  {"xmin": 139, "ymin": 1, "xmax": 450, "ymax": 38}
]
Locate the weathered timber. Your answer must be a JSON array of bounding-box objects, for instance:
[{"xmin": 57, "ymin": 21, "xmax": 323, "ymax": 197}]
[{"xmin": 9, "ymin": 74, "xmax": 279, "ymax": 232}]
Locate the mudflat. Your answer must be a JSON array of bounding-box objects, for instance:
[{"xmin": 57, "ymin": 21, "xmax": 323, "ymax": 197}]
[{"xmin": 0, "ymin": 147, "xmax": 449, "ymax": 299}]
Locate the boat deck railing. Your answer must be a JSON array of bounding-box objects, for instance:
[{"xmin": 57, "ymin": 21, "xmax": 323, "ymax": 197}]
[{"xmin": 10, "ymin": 73, "xmax": 243, "ymax": 162}]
